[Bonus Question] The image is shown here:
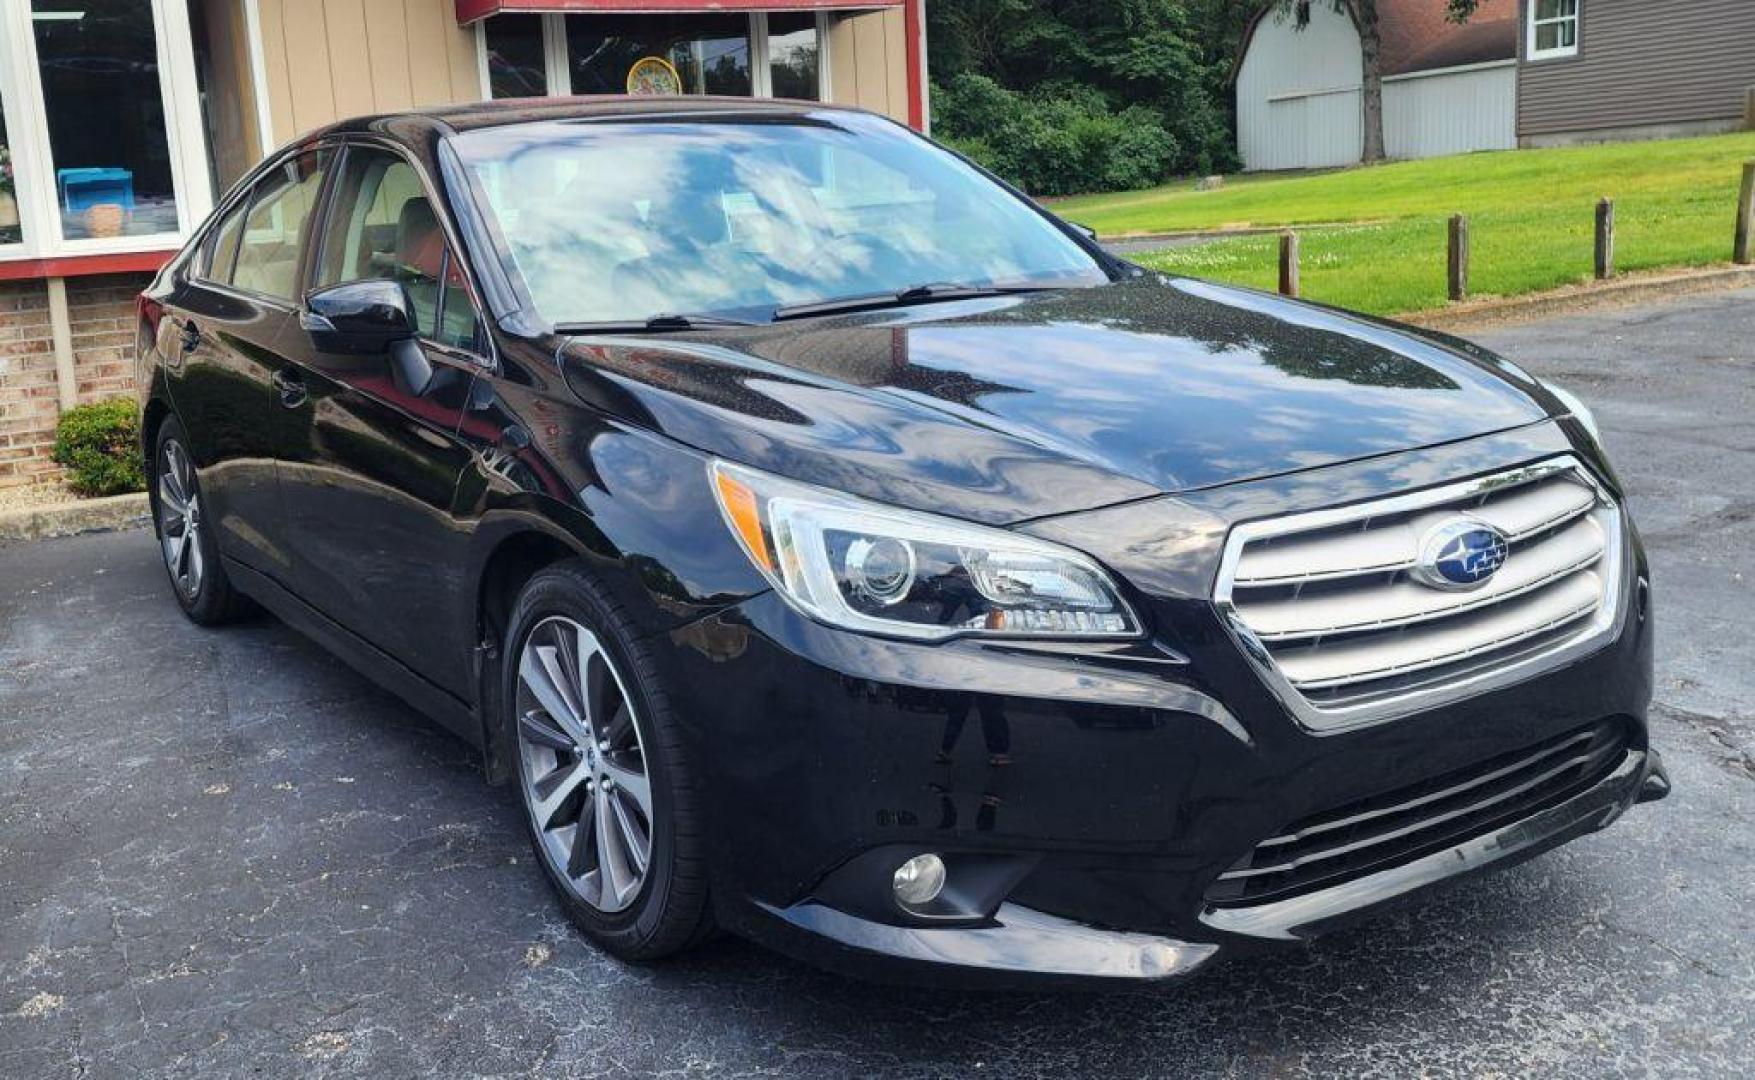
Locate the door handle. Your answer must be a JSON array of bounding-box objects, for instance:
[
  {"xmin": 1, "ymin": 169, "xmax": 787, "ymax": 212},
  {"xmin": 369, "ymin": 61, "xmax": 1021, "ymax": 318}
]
[{"xmin": 272, "ymin": 368, "xmax": 307, "ymax": 409}]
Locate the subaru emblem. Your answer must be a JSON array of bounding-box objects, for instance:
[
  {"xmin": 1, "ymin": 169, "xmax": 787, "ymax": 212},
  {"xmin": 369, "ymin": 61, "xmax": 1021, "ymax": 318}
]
[{"xmin": 1412, "ymin": 518, "xmax": 1509, "ymax": 591}]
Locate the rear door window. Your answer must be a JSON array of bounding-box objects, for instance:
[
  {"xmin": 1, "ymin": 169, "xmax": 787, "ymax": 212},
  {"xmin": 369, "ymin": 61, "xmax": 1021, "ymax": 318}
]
[{"xmin": 229, "ymin": 150, "xmax": 331, "ymax": 301}]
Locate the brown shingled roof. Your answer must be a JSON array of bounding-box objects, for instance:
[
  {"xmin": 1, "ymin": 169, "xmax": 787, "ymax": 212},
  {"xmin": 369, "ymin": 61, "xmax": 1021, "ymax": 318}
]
[
  {"xmin": 1233, "ymin": 0, "xmax": 1519, "ymax": 84},
  {"xmin": 1378, "ymin": 0, "xmax": 1518, "ymax": 76}
]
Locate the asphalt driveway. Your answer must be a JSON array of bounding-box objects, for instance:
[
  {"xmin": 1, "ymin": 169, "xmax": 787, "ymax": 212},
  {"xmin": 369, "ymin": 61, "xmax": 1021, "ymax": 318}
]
[{"xmin": 3, "ymin": 289, "xmax": 1752, "ymax": 1078}]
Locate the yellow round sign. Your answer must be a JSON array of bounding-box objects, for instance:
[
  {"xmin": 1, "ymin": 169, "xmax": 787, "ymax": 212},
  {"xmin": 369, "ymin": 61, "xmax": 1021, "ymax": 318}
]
[{"xmin": 626, "ymin": 56, "xmax": 682, "ymax": 96}]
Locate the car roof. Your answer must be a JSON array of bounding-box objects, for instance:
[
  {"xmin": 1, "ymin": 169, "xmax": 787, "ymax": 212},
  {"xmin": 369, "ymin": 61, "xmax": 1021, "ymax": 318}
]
[{"xmin": 313, "ymin": 95, "xmax": 859, "ymax": 141}]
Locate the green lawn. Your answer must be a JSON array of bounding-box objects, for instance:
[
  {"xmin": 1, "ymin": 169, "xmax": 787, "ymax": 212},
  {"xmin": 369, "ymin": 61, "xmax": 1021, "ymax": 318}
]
[{"xmin": 1054, "ymin": 132, "xmax": 1755, "ymax": 315}]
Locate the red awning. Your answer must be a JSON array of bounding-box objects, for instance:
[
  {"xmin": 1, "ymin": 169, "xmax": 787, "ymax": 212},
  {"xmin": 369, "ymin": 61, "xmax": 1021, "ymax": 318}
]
[{"xmin": 456, "ymin": 1, "xmax": 899, "ymax": 24}]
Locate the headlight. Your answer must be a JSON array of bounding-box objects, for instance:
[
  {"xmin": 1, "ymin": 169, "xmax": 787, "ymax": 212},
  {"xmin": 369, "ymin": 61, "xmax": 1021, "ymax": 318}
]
[
  {"xmin": 709, "ymin": 461, "xmax": 1141, "ymax": 641},
  {"xmin": 1541, "ymin": 380, "xmax": 1602, "ymax": 443}
]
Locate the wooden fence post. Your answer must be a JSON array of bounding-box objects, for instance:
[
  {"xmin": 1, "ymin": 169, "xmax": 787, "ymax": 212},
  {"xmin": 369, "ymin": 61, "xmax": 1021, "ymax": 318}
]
[
  {"xmin": 1736, "ymin": 161, "xmax": 1755, "ymax": 266},
  {"xmin": 1278, "ymin": 230, "xmax": 1300, "ymax": 298},
  {"xmin": 1595, "ymin": 198, "xmax": 1615, "ymax": 280},
  {"xmin": 1447, "ymin": 214, "xmax": 1469, "ymax": 302}
]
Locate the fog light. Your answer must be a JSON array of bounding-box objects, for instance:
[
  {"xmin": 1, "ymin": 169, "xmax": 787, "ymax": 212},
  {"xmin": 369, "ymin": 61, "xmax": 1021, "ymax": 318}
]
[{"xmin": 892, "ymin": 853, "xmax": 946, "ymax": 907}]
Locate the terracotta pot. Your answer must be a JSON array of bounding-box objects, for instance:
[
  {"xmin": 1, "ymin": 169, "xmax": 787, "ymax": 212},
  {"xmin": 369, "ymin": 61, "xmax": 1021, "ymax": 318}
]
[{"xmin": 84, "ymin": 202, "xmax": 126, "ymax": 239}]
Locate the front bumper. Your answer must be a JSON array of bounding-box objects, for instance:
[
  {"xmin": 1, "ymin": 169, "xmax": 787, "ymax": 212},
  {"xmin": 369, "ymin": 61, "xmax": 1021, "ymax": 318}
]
[
  {"xmin": 754, "ymin": 745, "xmax": 1666, "ymax": 984},
  {"xmin": 656, "ymin": 430, "xmax": 1664, "ymax": 984}
]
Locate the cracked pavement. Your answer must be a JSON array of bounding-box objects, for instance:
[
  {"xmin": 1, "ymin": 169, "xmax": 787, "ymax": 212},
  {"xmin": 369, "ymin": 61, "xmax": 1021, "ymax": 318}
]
[{"xmin": 2, "ymin": 288, "xmax": 1752, "ymax": 1077}]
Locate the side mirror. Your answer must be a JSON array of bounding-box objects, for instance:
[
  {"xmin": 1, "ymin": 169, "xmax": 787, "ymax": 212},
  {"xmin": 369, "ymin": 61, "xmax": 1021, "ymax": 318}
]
[
  {"xmin": 1068, "ymin": 221, "xmax": 1100, "ymax": 242},
  {"xmin": 301, "ymin": 279, "xmax": 436, "ymax": 397},
  {"xmin": 301, "ymin": 279, "xmax": 417, "ymax": 355}
]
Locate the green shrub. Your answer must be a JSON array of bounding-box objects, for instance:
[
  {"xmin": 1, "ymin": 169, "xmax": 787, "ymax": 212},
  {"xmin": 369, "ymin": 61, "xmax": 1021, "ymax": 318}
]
[
  {"xmin": 52, "ymin": 398, "xmax": 145, "ymax": 497},
  {"xmin": 931, "ymin": 74, "xmax": 1178, "ymax": 197}
]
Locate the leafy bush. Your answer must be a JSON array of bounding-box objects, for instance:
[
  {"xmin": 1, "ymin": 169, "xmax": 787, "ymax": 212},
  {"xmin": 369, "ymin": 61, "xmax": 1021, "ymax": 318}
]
[
  {"xmin": 933, "ymin": 74, "xmax": 1178, "ymax": 197},
  {"xmin": 52, "ymin": 398, "xmax": 145, "ymax": 497},
  {"xmin": 925, "ymin": 0, "xmax": 1242, "ymax": 194}
]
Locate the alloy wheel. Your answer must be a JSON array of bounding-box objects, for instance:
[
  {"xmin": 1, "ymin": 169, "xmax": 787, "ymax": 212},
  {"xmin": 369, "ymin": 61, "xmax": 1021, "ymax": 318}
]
[
  {"xmin": 514, "ymin": 616, "xmax": 655, "ymax": 914},
  {"xmin": 156, "ymin": 441, "xmax": 205, "ymax": 599}
]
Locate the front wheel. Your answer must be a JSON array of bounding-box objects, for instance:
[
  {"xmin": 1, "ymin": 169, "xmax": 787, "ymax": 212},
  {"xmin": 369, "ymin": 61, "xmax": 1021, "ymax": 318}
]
[
  {"xmin": 504, "ymin": 562, "xmax": 713, "ymax": 960},
  {"xmin": 151, "ymin": 418, "xmax": 252, "ymax": 625}
]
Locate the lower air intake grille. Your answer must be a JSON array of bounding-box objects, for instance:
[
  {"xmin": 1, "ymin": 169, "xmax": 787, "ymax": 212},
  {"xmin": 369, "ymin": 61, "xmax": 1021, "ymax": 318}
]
[{"xmin": 1204, "ymin": 720, "xmax": 1633, "ymax": 908}]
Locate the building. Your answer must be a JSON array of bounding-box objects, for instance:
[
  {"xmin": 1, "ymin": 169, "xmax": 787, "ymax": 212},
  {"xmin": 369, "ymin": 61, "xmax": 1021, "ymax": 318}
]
[
  {"xmin": 1235, "ymin": 0, "xmax": 1755, "ymax": 173},
  {"xmin": 1235, "ymin": 0, "xmax": 1519, "ymax": 172},
  {"xmin": 1515, "ymin": 0, "xmax": 1755, "ymax": 147},
  {"xmin": 0, "ymin": 0, "xmax": 927, "ymax": 491}
]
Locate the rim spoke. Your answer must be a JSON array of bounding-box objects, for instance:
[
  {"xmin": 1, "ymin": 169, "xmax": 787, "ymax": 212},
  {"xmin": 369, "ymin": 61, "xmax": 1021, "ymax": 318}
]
[
  {"xmin": 530, "ymin": 759, "xmax": 590, "ymax": 831},
  {"xmin": 173, "ymin": 531, "xmax": 192, "ymax": 580},
  {"xmin": 595, "ymin": 787, "xmax": 633, "ymax": 907},
  {"xmin": 602, "ymin": 701, "xmax": 635, "ymax": 748},
  {"xmin": 159, "ymin": 476, "xmax": 186, "ymax": 519},
  {"xmin": 585, "ymin": 651, "xmax": 616, "ymax": 734},
  {"xmin": 163, "ymin": 445, "xmax": 187, "ymax": 502},
  {"xmin": 518, "ymin": 710, "xmax": 575, "ymax": 752},
  {"xmin": 601, "ymin": 757, "xmax": 651, "ymax": 820},
  {"xmin": 519, "ymin": 647, "xmax": 589, "ymax": 743},
  {"xmin": 608, "ymin": 790, "xmax": 649, "ymax": 876},
  {"xmin": 536, "ymin": 643, "xmax": 588, "ymax": 734},
  {"xmin": 565, "ymin": 795, "xmax": 598, "ymax": 878},
  {"xmin": 186, "ymin": 528, "xmax": 205, "ymax": 586}
]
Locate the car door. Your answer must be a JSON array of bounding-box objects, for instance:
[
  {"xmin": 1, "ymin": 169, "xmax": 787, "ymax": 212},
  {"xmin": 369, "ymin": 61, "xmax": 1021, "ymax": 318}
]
[
  {"xmin": 159, "ymin": 148, "xmax": 332, "ymax": 580},
  {"xmin": 273, "ymin": 142, "xmax": 488, "ymax": 698}
]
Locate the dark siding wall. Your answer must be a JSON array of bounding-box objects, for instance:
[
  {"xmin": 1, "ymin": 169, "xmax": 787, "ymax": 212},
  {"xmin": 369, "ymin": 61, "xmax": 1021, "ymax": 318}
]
[{"xmin": 1518, "ymin": 0, "xmax": 1755, "ymax": 137}]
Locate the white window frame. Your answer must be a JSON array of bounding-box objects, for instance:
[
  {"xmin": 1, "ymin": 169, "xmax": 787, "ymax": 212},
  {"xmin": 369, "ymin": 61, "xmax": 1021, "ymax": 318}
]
[
  {"xmin": 0, "ymin": 0, "xmax": 213, "ymax": 262},
  {"xmin": 476, "ymin": 10, "xmax": 830, "ymax": 103},
  {"xmin": 1527, "ymin": 0, "xmax": 1580, "ymax": 61}
]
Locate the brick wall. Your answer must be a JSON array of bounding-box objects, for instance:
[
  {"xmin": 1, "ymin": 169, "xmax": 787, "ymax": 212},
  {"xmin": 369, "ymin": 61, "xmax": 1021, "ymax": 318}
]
[{"xmin": 0, "ymin": 273, "xmax": 151, "ymax": 491}]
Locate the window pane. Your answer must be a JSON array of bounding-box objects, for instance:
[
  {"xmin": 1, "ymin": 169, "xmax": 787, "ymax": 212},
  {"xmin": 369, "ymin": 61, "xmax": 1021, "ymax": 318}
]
[
  {"xmin": 436, "ymin": 256, "xmax": 480, "ymax": 350},
  {"xmin": 567, "ymin": 15, "xmax": 751, "ymax": 97},
  {"xmin": 204, "ymin": 200, "xmax": 247, "ymax": 283},
  {"xmin": 453, "ymin": 115, "xmax": 1108, "ymax": 326},
  {"xmin": 0, "ymin": 108, "xmax": 20, "ymax": 245},
  {"xmin": 1535, "ymin": 23, "xmax": 1560, "ymax": 50},
  {"xmin": 316, "ymin": 150, "xmax": 443, "ymax": 338},
  {"xmin": 1535, "ymin": 0, "xmax": 1563, "ymax": 19},
  {"xmin": 768, "ymin": 14, "xmax": 820, "ymax": 102},
  {"xmin": 486, "ymin": 14, "xmax": 547, "ymax": 99},
  {"xmin": 33, "ymin": 0, "xmax": 180, "ymax": 240},
  {"xmin": 232, "ymin": 152, "xmax": 329, "ymax": 301}
]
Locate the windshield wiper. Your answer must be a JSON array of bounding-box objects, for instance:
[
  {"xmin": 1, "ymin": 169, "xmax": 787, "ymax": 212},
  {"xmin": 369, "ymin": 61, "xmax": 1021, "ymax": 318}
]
[
  {"xmin": 773, "ymin": 282, "xmax": 1064, "ymax": 322},
  {"xmin": 555, "ymin": 312, "xmax": 763, "ymax": 334}
]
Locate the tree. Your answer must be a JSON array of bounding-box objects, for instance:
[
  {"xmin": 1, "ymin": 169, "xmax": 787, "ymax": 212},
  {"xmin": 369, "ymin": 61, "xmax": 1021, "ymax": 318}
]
[
  {"xmin": 1270, "ymin": 1, "xmax": 1482, "ymax": 164},
  {"xmin": 928, "ymin": 1, "xmax": 1241, "ymax": 188}
]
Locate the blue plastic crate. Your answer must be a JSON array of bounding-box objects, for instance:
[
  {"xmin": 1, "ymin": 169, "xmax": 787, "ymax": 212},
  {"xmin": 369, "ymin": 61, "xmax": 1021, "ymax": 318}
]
[{"xmin": 58, "ymin": 168, "xmax": 135, "ymax": 213}]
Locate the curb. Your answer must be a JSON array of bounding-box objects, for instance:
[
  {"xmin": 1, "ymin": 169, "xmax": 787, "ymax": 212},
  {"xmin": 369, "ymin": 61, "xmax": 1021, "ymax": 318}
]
[
  {"xmin": 1401, "ymin": 265, "xmax": 1755, "ymax": 331},
  {"xmin": 0, "ymin": 492, "xmax": 151, "ymax": 545}
]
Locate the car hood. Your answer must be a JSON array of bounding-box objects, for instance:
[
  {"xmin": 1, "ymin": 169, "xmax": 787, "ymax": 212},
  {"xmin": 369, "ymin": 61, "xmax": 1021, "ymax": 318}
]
[{"xmin": 558, "ymin": 276, "xmax": 1551, "ymax": 525}]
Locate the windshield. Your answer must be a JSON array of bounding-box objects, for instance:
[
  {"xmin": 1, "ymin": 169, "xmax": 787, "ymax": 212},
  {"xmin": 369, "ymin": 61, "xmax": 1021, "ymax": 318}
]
[{"xmin": 450, "ymin": 112, "xmax": 1109, "ymax": 326}]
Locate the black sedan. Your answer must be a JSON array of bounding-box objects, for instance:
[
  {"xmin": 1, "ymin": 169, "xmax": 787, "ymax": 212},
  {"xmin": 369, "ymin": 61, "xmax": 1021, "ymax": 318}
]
[{"xmin": 136, "ymin": 97, "xmax": 1667, "ymax": 985}]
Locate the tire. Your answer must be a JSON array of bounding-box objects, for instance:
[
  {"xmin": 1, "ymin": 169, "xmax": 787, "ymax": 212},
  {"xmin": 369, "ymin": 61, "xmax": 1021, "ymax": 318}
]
[
  {"xmin": 503, "ymin": 560, "xmax": 713, "ymax": 960},
  {"xmin": 151, "ymin": 417, "xmax": 253, "ymax": 626}
]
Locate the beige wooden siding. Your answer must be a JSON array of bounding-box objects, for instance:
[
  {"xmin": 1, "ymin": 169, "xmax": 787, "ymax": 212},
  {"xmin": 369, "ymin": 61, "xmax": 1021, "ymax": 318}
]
[
  {"xmin": 827, "ymin": 10, "xmax": 910, "ymax": 123},
  {"xmin": 1518, "ymin": 0, "xmax": 1755, "ymax": 138},
  {"xmin": 256, "ymin": 0, "xmax": 481, "ymax": 147}
]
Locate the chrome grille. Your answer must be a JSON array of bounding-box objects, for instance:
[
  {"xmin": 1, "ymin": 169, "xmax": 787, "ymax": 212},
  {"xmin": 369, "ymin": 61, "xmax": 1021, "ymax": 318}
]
[{"xmin": 1215, "ymin": 458, "xmax": 1625, "ymax": 730}]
